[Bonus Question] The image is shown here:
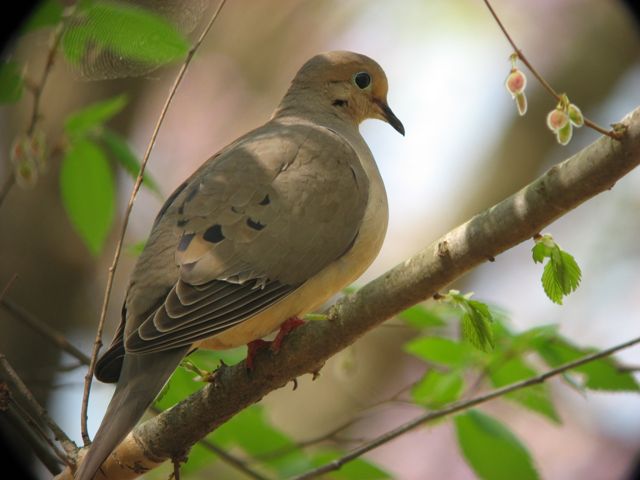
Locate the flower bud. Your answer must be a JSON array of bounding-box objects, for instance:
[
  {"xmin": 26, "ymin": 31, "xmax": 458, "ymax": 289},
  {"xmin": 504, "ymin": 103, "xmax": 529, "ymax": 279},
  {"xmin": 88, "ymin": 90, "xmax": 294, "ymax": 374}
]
[
  {"xmin": 547, "ymin": 108, "xmax": 569, "ymax": 131},
  {"xmin": 505, "ymin": 68, "xmax": 527, "ymax": 96}
]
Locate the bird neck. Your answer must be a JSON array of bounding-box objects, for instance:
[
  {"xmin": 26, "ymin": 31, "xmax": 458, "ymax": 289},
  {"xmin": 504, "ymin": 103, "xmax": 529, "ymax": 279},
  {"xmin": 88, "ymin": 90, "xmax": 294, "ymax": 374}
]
[{"xmin": 272, "ymin": 86, "xmax": 360, "ymax": 134}]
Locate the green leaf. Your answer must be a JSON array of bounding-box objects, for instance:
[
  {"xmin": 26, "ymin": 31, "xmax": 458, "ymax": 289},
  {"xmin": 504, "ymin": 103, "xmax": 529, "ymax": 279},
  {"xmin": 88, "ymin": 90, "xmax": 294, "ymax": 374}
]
[
  {"xmin": 461, "ymin": 300, "xmax": 494, "ymax": 352},
  {"xmin": 398, "ymin": 304, "xmax": 445, "ymax": 328},
  {"xmin": 489, "ymin": 358, "xmax": 560, "ymax": 423},
  {"xmin": 22, "ymin": 0, "xmax": 64, "ymax": 32},
  {"xmin": 60, "ymin": 138, "xmax": 115, "ymax": 254},
  {"xmin": 536, "ymin": 339, "xmax": 639, "ymax": 392},
  {"xmin": 65, "ymin": 95, "xmax": 128, "ymax": 137},
  {"xmin": 311, "ymin": 451, "xmax": 390, "ymax": 480},
  {"xmin": 455, "ymin": 410, "xmax": 539, "ymax": 480},
  {"xmin": 412, "ymin": 369, "xmax": 464, "ymax": 408},
  {"xmin": 540, "ymin": 246, "xmax": 581, "ymax": 305},
  {"xmin": 211, "ymin": 405, "xmax": 312, "ymax": 477},
  {"xmin": 445, "ymin": 291, "xmax": 495, "ymax": 352},
  {"xmin": 531, "ymin": 242, "xmax": 548, "ymax": 264},
  {"xmin": 100, "ymin": 129, "xmax": 160, "ymax": 194},
  {"xmin": 404, "ymin": 337, "xmax": 474, "ymax": 368},
  {"xmin": 541, "ymin": 262, "xmax": 563, "ymax": 304},
  {"xmin": 0, "ymin": 62, "xmax": 24, "ymax": 103},
  {"xmin": 62, "ymin": 1, "xmax": 188, "ymax": 66}
]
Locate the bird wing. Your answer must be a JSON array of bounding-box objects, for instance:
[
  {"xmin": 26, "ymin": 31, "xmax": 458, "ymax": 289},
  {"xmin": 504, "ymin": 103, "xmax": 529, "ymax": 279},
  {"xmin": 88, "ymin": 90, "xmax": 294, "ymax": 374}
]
[{"xmin": 123, "ymin": 121, "xmax": 369, "ymax": 354}]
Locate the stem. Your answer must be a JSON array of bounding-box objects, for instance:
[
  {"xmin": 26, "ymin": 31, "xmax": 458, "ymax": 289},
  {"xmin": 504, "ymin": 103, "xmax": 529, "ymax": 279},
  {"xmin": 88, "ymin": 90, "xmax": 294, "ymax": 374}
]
[
  {"xmin": 80, "ymin": 0, "xmax": 228, "ymax": 446},
  {"xmin": 292, "ymin": 335, "xmax": 640, "ymax": 479},
  {"xmin": 482, "ymin": 0, "xmax": 620, "ymax": 139}
]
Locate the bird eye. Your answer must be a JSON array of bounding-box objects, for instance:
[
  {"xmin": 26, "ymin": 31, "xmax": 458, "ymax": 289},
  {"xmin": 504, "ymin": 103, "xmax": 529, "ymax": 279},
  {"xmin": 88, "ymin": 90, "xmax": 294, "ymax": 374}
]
[{"xmin": 353, "ymin": 72, "xmax": 371, "ymax": 89}]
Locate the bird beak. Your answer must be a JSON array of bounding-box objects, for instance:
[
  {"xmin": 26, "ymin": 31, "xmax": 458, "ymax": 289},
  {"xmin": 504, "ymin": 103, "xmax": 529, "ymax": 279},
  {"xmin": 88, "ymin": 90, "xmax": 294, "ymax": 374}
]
[{"xmin": 374, "ymin": 99, "xmax": 405, "ymax": 136}]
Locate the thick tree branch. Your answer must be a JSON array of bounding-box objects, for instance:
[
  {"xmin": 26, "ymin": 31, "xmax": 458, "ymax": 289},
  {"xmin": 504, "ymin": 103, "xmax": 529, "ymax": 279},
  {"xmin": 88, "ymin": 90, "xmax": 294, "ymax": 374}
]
[{"xmin": 57, "ymin": 105, "xmax": 640, "ymax": 479}]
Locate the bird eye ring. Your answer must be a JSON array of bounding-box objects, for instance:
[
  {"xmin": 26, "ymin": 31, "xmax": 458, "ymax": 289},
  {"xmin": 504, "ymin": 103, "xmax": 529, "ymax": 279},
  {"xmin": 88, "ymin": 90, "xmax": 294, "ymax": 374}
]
[{"xmin": 353, "ymin": 72, "xmax": 371, "ymax": 89}]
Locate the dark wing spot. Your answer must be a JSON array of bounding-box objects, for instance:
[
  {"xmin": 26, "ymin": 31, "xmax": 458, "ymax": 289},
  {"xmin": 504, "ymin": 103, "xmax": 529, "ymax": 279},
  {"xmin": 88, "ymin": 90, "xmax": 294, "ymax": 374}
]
[
  {"xmin": 333, "ymin": 99, "xmax": 348, "ymax": 107},
  {"xmin": 231, "ymin": 205, "xmax": 244, "ymax": 214},
  {"xmin": 178, "ymin": 233, "xmax": 195, "ymax": 251},
  {"xmin": 259, "ymin": 194, "xmax": 270, "ymax": 206},
  {"xmin": 246, "ymin": 218, "xmax": 265, "ymax": 231},
  {"xmin": 177, "ymin": 219, "xmax": 189, "ymax": 228},
  {"xmin": 185, "ymin": 186, "xmax": 199, "ymax": 202},
  {"xmin": 203, "ymin": 224, "xmax": 225, "ymax": 243}
]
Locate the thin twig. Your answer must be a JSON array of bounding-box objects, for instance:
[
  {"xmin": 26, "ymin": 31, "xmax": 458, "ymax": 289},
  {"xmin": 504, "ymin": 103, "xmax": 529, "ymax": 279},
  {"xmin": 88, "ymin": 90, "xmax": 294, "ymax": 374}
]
[
  {"xmin": 199, "ymin": 438, "xmax": 271, "ymax": 480},
  {"xmin": 291, "ymin": 335, "xmax": 640, "ymax": 479},
  {"xmin": 0, "ymin": 274, "xmax": 18, "ymax": 303},
  {"xmin": 1, "ymin": 400, "xmax": 64, "ymax": 474},
  {"xmin": 1, "ymin": 295, "xmax": 261, "ymax": 480},
  {"xmin": 0, "ymin": 354, "xmax": 77, "ymax": 457},
  {"xmin": 81, "ymin": 0, "xmax": 228, "ymax": 445},
  {"xmin": 482, "ymin": 0, "xmax": 618, "ymax": 139},
  {"xmin": 150, "ymin": 406, "xmax": 269, "ymax": 480},
  {"xmin": 0, "ymin": 298, "xmax": 90, "ymax": 365},
  {"xmin": 257, "ymin": 382, "xmax": 417, "ymax": 462}
]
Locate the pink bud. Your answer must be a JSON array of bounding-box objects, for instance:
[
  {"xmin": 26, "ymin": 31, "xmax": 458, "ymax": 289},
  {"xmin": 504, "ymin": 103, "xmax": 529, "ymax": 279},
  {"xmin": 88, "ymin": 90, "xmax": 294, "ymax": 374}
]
[
  {"xmin": 505, "ymin": 68, "xmax": 527, "ymax": 96},
  {"xmin": 547, "ymin": 108, "xmax": 568, "ymax": 131}
]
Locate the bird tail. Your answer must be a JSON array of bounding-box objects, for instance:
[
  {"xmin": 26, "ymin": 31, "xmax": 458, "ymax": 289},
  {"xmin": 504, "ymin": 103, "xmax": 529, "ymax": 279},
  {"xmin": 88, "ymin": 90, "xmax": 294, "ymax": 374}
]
[{"xmin": 74, "ymin": 347, "xmax": 189, "ymax": 480}]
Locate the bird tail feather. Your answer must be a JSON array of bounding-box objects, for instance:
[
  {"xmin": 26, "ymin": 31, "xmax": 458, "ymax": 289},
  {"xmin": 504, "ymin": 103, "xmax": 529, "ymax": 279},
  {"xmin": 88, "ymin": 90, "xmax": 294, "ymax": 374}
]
[{"xmin": 74, "ymin": 347, "xmax": 188, "ymax": 480}]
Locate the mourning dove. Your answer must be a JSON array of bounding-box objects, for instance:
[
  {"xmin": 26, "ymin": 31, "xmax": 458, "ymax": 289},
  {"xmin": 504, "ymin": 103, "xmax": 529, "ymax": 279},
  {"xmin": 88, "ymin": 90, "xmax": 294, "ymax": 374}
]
[{"xmin": 75, "ymin": 50, "xmax": 404, "ymax": 480}]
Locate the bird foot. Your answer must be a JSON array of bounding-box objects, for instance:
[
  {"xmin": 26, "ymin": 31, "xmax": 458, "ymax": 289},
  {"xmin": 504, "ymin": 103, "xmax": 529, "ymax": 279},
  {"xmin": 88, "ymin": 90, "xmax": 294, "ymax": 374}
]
[
  {"xmin": 245, "ymin": 317, "xmax": 305, "ymax": 372},
  {"xmin": 246, "ymin": 339, "xmax": 270, "ymax": 371},
  {"xmin": 271, "ymin": 316, "xmax": 305, "ymax": 353}
]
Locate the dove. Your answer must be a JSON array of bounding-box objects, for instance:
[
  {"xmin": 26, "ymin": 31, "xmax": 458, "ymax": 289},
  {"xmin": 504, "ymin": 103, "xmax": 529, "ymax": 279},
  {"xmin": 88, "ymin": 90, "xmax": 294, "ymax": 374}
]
[{"xmin": 74, "ymin": 50, "xmax": 404, "ymax": 480}]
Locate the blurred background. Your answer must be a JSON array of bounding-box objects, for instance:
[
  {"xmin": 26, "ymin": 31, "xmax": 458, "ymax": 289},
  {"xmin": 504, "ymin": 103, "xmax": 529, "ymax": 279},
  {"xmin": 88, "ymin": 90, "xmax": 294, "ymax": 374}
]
[{"xmin": 1, "ymin": 0, "xmax": 640, "ymax": 478}]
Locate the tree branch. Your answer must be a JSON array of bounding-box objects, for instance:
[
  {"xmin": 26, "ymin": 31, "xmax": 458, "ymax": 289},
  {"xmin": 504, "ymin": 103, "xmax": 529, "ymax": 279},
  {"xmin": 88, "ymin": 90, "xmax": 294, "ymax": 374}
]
[
  {"xmin": 0, "ymin": 354, "xmax": 74, "ymax": 475},
  {"xmin": 482, "ymin": 0, "xmax": 618, "ymax": 139},
  {"xmin": 54, "ymin": 104, "xmax": 640, "ymax": 479},
  {"xmin": 293, "ymin": 333, "xmax": 640, "ymax": 479}
]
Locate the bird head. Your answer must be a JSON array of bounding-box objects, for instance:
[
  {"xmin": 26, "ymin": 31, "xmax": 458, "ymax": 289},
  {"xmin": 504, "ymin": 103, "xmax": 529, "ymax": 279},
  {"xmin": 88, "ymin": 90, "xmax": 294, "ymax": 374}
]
[{"xmin": 278, "ymin": 50, "xmax": 405, "ymax": 135}]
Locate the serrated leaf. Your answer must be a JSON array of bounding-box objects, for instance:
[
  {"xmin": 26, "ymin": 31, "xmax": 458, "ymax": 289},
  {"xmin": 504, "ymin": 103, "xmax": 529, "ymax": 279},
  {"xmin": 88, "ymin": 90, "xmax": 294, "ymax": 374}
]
[
  {"xmin": 489, "ymin": 358, "xmax": 560, "ymax": 423},
  {"xmin": 0, "ymin": 62, "xmax": 24, "ymax": 103},
  {"xmin": 531, "ymin": 242, "xmax": 548, "ymax": 263},
  {"xmin": 536, "ymin": 339, "xmax": 639, "ymax": 392},
  {"xmin": 455, "ymin": 410, "xmax": 539, "ymax": 480},
  {"xmin": 398, "ymin": 304, "xmax": 445, "ymax": 328},
  {"xmin": 65, "ymin": 95, "xmax": 128, "ymax": 137},
  {"xmin": 100, "ymin": 129, "xmax": 160, "ymax": 194},
  {"xmin": 62, "ymin": 1, "xmax": 188, "ymax": 67},
  {"xmin": 412, "ymin": 369, "xmax": 464, "ymax": 408},
  {"xmin": 462, "ymin": 300, "xmax": 494, "ymax": 352},
  {"xmin": 311, "ymin": 451, "xmax": 390, "ymax": 480},
  {"xmin": 404, "ymin": 337, "xmax": 474, "ymax": 368},
  {"xmin": 22, "ymin": 0, "xmax": 64, "ymax": 32},
  {"xmin": 556, "ymin": 250, "xmax": 581, "ymax": 294},
  {"xmin": 60, "ymin": 138, "xmax": 115, "ymax": 254},
  {"xmin": 541, "ymin": 262, "xmax": 564, "ymax": 304},
  {"xmin": 541, "ymin": 247, "xmax": 581, "ymax": 304}
]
